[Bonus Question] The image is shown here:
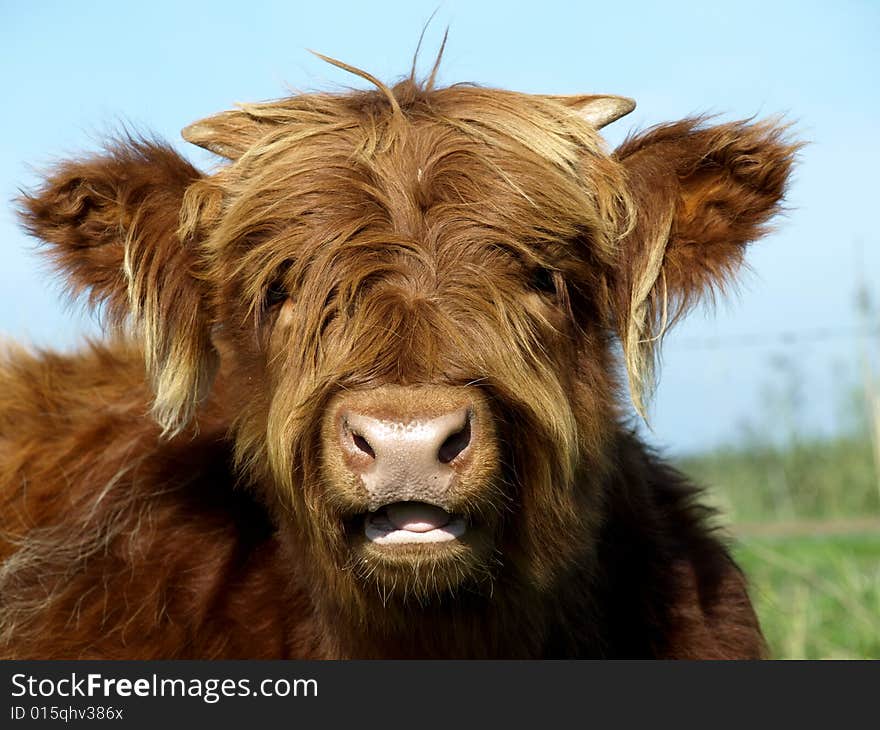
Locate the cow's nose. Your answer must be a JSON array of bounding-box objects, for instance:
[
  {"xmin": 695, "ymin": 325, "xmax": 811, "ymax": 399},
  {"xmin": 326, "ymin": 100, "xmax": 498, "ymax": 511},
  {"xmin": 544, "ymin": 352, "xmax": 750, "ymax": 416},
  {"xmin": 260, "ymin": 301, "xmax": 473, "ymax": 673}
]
[{"xmin": 338, "ymin": 406, "xmax": 473, "ymax": 509}]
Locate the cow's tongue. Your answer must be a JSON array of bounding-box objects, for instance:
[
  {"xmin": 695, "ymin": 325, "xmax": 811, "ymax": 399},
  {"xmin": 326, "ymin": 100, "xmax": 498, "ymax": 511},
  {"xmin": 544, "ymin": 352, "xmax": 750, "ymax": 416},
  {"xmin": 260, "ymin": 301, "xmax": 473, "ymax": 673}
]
[{"xmin": 385, "ymin": 502, "xmax": 450, "ymax": 533}]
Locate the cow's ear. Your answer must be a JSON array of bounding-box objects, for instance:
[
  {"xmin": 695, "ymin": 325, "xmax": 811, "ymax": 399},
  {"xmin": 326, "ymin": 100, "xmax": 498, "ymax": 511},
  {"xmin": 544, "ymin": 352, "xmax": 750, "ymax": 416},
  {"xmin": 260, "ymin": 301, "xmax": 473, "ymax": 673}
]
[
  {"xmin": 612, "ymin": 118, "xmax": 800, "ymax": 416},
  {"xmin": 18, "ymin": 138, "xmax": 218, "ymax": 435}
]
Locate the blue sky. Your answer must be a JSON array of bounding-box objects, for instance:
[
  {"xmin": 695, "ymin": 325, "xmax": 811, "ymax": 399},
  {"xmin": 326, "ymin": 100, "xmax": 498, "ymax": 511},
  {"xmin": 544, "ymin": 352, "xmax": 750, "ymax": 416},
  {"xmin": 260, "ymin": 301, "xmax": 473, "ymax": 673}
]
[{"xmin": 1, "ymin": 0, "xmax": 878, "ymax": 453}]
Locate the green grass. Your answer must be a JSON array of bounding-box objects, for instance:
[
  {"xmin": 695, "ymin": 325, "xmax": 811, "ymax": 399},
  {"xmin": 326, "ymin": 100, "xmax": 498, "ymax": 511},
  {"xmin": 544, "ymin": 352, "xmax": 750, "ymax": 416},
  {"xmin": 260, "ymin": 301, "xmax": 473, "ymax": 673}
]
[
  {"xmin": 679, "ymin": 434, "xmax": 880, "ymax": 524},
  {"xmin": 733, "ymin": 533, "xmax": 880, "ymax": 659},
  {"xmin": 674, "ymin": 433, "xmax": 880, "ymax": 658}
]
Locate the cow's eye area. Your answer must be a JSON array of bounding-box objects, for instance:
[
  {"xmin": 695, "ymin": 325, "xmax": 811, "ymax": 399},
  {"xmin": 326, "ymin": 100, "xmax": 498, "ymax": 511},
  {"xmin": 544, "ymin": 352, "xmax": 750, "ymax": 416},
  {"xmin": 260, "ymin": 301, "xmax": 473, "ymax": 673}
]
[
  {"xmin": 264, "ymin": 279, "xmax": 288, "ymax": 308},
  {"xmin": 530, "ymin": 267, "xmax": 557, "ymax": 296},
  {"xmin": 263, "ymin": 260, "xmax": 295, "ymax": 310}
]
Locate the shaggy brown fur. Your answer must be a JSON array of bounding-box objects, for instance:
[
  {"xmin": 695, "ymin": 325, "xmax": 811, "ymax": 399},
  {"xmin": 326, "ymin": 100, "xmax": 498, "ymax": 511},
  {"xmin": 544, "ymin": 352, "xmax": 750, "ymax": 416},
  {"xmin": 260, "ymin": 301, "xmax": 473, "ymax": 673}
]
[{"xmin": 1, "ymin": 63, "xmax": 798, "ymax": 658}]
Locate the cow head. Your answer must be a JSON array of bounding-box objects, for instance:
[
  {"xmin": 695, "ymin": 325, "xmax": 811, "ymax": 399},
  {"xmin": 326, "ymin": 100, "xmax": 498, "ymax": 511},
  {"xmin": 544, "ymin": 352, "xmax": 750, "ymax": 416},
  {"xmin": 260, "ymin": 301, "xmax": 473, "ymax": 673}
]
[{"xmin": 19, "ymin": 64, "xmax": 797, "ymax": 616}]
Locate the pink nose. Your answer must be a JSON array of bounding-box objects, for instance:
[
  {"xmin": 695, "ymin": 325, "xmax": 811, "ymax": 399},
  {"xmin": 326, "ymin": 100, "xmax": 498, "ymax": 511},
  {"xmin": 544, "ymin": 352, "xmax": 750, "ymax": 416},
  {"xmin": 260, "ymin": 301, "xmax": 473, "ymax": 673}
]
[{"xmin": 339, "ymin": 406, "xmax": 473, "ymax": 510}]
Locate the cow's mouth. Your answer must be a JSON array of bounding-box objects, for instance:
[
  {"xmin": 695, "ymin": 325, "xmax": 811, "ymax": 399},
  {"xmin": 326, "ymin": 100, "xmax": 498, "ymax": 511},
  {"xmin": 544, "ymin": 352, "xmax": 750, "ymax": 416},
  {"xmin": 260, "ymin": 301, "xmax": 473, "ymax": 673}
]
[
  {"xmin": 345, "ymin": 499, "xmax": 494, "ymax": 596},
  {"xmin": 363, "ymin": 501, "xmax": 467, "ymax": 546}
]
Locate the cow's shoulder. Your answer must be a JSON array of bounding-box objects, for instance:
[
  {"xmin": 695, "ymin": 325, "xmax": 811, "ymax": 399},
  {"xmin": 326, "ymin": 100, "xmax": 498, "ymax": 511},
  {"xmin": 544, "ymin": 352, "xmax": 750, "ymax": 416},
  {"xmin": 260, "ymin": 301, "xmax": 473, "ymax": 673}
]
[{"xmin": 595, "ymin": 433, "xmax": 765, "ymax": 658}]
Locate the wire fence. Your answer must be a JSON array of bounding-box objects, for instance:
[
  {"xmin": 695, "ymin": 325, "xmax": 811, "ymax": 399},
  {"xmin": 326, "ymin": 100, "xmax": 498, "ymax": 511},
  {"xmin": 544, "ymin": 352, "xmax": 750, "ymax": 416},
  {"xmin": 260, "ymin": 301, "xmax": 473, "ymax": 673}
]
[{"xmin": 671, "ymin": 325, "xmax": 880, "ymax": 351}]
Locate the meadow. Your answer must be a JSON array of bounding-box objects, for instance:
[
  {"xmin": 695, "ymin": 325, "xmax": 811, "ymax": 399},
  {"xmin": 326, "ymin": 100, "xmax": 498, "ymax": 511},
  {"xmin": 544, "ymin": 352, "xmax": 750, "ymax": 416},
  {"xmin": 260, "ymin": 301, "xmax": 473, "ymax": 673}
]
[{"xmin": 679, "ymin": 432, "xmax": 880, "ymax": 658}]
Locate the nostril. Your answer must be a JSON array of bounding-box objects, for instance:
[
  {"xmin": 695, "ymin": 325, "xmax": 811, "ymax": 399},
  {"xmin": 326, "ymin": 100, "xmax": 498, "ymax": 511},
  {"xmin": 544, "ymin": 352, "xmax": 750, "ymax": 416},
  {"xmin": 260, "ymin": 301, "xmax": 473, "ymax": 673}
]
[
  {"xmin": 351, "ymin": 432, "xmax": 375, "ymax": 459},
  {"xmin": 437, "ymin": 415, "xmax": 471, "ymax": 464}
]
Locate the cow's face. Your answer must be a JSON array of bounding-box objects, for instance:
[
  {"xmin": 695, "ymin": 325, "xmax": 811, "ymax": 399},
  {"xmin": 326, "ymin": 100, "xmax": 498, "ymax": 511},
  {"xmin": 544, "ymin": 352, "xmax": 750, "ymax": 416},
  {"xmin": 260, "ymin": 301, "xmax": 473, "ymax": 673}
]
[
  {"xmin": 187, "ymin": 85, "xmax": 635, "ymax": 599},
  {"xmin": 20, "ymin": 69, "xmax": 797, "ymax": 606}
]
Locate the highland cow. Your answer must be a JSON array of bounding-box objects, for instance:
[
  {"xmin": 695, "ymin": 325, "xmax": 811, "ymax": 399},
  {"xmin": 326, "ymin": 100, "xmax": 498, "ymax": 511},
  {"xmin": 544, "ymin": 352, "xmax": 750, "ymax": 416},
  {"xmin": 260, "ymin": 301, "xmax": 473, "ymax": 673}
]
[{"xmin": 0, "ymin": 58, "xmax": 797, "ymax": 658}]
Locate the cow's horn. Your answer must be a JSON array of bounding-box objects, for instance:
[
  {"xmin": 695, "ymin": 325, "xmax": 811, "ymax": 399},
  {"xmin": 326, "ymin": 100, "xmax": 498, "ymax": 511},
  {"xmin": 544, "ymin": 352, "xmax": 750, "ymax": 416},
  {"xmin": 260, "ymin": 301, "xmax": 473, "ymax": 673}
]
[{"xmin": 554, "ymin": 94, "xmax": 636, "ymax": 129}]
